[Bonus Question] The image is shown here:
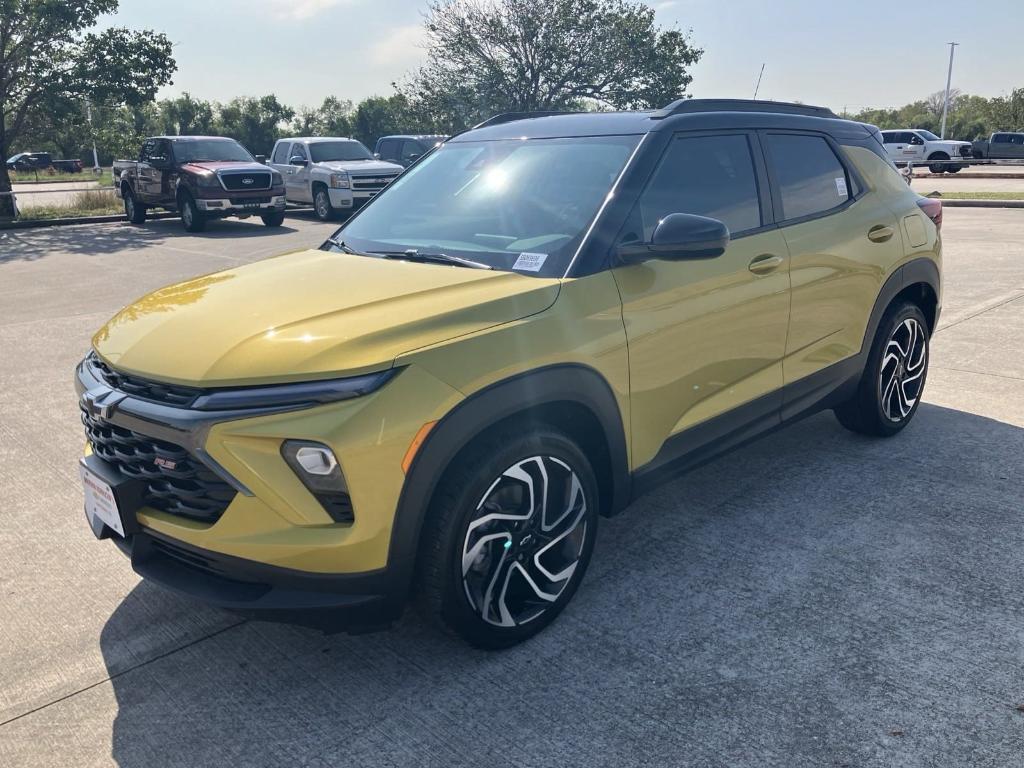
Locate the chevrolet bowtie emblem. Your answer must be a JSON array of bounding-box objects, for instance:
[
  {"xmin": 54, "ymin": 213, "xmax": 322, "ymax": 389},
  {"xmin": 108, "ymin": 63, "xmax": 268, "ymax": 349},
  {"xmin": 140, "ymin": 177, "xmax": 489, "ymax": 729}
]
[{"xmin": 81, "ymin": 389, "xmax": 127, "ymax": 419}]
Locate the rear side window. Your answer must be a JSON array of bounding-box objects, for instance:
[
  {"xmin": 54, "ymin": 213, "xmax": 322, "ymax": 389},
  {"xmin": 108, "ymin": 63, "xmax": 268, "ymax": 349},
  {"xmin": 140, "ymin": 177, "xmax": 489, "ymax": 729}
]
[
  {"xmin": 765, "ymin": 134, "xmax": 851, "ymax": 221},
  {"xmin": 271, "ymin": 142, "xmax": 290, "ymax": 164},
  {"xmin": 993, "ymin": 134, "xmax": 1009, "ymax": 143},
  {"xmin": 881, "ymin": 132, "xmax": 895, "ymax": 143},
  {"xmin": 628, "ymin": 134, "xmax": 762, "ymax": 240},
  {"xmin": 378, "ymin": 139, "xmax": 399, "ymax": 159}
]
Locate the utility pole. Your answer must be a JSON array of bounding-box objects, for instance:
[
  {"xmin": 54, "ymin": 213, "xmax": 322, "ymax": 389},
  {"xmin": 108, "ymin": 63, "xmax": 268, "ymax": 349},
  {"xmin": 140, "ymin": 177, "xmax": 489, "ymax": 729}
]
[
  {"xmin": 939, "ymin": 42, "xmax": 959, "ymax": 139},
  {"xmin": 86, "ymin": 99, "xmax": 100, "ymax": 174},
  {"xmin": 753, "ymin": 63, "xmax": 765, "ymax": 100}
]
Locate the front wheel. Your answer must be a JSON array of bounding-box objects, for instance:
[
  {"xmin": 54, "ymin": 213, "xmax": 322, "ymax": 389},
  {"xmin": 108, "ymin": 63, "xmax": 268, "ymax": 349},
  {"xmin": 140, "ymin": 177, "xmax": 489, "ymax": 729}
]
[
  {"xmin": 417, "ymin": 430, "xmax": 598, "ymax": 649},
  {"xmin": 313, "ymin": 186, "xmax": 335, "ymax": 222},
  {"xmin": 928, "ymin": 153, "xmax": 949, "ymax": 174},
  {"xmin": 179, "ymin": 193, "xmax": 206, "ymax": 232},
  {"xmin": 835, "ymin": 301, "xmax": 930, "ymax": 437},
  {"xmin": 261, "ymin": 211, "xmax": 285, "ymax": 227}
]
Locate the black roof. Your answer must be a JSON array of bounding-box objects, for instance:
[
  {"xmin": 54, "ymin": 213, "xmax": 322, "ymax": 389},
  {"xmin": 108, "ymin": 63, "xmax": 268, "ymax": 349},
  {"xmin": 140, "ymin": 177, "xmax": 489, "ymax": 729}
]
[
  {"xmin": 451, "ymin": 99, "xmax": 870, "ymax": 143},
  {"xmin": 377, "ymin": 134, "xmax": 448, "ymax": 142}
]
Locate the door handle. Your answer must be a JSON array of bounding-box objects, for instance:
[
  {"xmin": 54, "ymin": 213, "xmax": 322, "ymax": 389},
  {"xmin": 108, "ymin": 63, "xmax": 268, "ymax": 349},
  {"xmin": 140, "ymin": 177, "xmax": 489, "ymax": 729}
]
[
  {"xmin": 748, "ymin": 254, "xmax": 784, "ymax": 275},
  {"xmin": 868, "ymin": 225, "xmax": 894, "ymax": 243}
]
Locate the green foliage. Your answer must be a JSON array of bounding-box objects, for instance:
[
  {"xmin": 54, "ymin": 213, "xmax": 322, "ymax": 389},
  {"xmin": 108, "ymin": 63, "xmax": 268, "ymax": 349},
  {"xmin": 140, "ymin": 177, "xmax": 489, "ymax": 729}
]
[
  {"xmin": 853, "ymin": 88, "xmax": 1024, "ymax": 140},
  {"xmin": 291, "ymin": 97, "xmax": 355, "ymax": 137},
  {"xmin": 400, "ymin": 0, "xmax": 702, "ymax": 130},
  {"xmin": 0, "ymin": 0, "xmax": 175, "ymax": 214},
  {"xmin": 214, "ymin": 95, "xmax": 295, "ymax": 156}
]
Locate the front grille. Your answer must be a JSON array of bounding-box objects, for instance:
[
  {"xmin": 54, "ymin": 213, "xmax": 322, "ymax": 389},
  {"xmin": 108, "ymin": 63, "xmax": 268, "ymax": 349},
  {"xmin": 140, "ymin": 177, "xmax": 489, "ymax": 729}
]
[
  {"xmin": 219, "ymin": 171, "xmax": 272, "ymax": 191},
  {"xmin": 81, "ymin": 408, "xmax": 235, "ymax": 523},
  {"xmin": 958, "ymin": 146, "xmax": 972, "ymax": 158},
  {"xmin": 87, "ymin": 354, "xmax": 201, "ymax": 408},
  {"xmin": 351, "ymin": 174, "xmax": 398, "ymax": 191}
]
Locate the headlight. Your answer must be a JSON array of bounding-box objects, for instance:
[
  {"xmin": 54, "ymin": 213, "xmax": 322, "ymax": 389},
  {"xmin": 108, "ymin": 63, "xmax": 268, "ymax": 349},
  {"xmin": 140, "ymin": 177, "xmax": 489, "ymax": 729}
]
[
  {"xmin": 271, "ymin": 171, "xmax": 283, "ymax": 187},
  {"xmin": 329, "ymin": 172, "xmax": 350, "ymax": 189},
  {"xmin": 195, "ymin": 171, "xmax": 221, "ymax": 189}
]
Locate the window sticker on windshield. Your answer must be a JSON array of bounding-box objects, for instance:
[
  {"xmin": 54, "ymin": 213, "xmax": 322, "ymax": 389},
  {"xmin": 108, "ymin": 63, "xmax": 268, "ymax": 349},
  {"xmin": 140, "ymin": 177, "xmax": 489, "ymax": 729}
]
[
  {"xmin": 513, "ymin": 252, "xmax": 547, "ymax": 272},
  {"xmin": 835, "ymin": 177, "xmax": 848, "ymax": 197}
]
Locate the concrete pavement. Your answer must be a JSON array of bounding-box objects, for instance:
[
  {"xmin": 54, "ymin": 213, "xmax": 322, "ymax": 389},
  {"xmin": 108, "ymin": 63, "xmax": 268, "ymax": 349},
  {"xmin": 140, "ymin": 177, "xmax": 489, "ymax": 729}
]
[{"xmin": 2, "ymin": 210, "xmax": 1024, "ymax": 767}]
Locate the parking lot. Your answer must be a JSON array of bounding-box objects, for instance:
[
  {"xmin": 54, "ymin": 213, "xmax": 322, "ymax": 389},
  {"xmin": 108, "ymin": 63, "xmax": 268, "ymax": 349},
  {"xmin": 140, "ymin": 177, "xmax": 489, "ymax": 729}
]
[{"xmin": 2, "ymin": 208, "xmax": 1024, "ymax": 767}]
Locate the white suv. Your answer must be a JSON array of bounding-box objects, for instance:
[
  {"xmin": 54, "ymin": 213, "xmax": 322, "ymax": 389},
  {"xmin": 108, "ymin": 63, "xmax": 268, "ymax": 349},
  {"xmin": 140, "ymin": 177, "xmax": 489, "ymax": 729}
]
[
  {"xmin": 269, "ymin": 137, "xmax": 403, "ymax": 220},
  {"xmin": 879, "ymin": 129, "xmax": 972, "ymax": 174}
]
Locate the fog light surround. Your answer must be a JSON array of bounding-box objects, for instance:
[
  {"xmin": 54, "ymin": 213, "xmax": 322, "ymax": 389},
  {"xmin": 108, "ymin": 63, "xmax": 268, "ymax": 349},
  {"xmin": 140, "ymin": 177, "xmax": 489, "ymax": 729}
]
[{"xmin": 281, "ymin": 440, "xmax": 354, "ymax": 524}]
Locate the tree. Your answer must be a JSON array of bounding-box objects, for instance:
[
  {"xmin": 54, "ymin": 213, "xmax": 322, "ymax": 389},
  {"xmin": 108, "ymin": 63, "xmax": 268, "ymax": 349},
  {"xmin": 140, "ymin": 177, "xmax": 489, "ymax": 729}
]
[
  {"xmin": 0, "ymin": 0, "xmax": 175, "ymax": 215},
  {"xmin": 158, "ymin": 92, "xmax": 215, "ymax": 135},
  {"xmin": 351, "ymin": 94, "xmax": 430, "ymax": 146},
  {"xmin": 402, "ymin": 0, "xmax": 702, "ymax": 130},
  {"xmin": 214, "ymin": 95, "xmax": 294, "ymax": 156},
  {"xmin": 291, "ymin": 96, "xmax": 355, "ymax": 137}
]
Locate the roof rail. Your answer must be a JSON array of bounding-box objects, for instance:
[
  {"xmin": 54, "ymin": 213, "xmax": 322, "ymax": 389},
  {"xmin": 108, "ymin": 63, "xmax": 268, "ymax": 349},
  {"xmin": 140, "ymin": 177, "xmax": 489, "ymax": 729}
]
[
  {"xmin": 651, "ymin": 99, "xmax": 838, "ymax": 120},
  {"xmin": 472, "ymin": 111, "xmax": 581, "ymax": 130}
]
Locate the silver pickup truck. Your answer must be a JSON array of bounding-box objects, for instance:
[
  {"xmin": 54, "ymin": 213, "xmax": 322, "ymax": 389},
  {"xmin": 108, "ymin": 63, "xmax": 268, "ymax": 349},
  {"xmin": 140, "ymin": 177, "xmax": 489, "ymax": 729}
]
[{"xmin": 269, "ymin": 137, "xmax": 403, "ymax": 221}]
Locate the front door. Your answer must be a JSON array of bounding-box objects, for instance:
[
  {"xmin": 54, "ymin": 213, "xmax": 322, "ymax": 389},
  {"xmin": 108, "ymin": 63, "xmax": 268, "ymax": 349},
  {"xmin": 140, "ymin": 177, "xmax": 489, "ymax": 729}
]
[{"xmin": 613, "ymin": 131, "xmax": 792, "ymax": 470}]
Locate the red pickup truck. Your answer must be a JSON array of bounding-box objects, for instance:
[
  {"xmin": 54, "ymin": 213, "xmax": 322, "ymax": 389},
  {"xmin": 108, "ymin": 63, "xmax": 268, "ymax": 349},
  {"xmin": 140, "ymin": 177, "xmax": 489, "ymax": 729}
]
[{"xmin": 114, "ymin": 136, "xmax": 286, "ymax": 232}]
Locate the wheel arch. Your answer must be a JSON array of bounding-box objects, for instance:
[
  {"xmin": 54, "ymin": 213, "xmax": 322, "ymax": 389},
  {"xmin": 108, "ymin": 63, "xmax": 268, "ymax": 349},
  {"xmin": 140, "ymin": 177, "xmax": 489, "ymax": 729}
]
[
  {"xmin": 385, "ymin": 364, "xmax": 630, "ymax": 602},
  {"xmin": 862, "ymin": 258, "xmax": 940, "ymax": 354}
]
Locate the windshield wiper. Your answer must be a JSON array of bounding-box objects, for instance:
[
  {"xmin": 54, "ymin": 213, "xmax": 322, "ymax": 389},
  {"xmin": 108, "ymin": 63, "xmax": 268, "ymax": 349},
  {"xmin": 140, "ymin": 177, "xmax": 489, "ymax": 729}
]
[
  {"xmin": 324, "ymin": 237, "xmax": 376, "ymax": 257},
  {"xmin": 377, "ymin": 249, "xmax": 493, "ymax": 270}
]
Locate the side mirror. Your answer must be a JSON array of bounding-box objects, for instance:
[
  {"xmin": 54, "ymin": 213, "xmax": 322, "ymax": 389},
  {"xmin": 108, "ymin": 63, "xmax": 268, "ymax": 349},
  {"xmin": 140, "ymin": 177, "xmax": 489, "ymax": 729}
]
[
  {"xmin": 255, "ymin": 154, "xmax": 267, "ymax": 164},
  {"xmin": 149, "ymin": 155, "xmax": 170, "ymax": 169},
  {"xmin": 289, "ymin": 156, "xmax": 308, "ymax": 166},
  {"xmin": 373, "ymin": 152, "xmax": 381, "ymax": 159},
  {"xmin": 406, "ymin": 153, "xmax": 421, "ymax": 163},
  {"xmin": 617, "ymin": 213, "xmax": 730, "ymax": 265}
]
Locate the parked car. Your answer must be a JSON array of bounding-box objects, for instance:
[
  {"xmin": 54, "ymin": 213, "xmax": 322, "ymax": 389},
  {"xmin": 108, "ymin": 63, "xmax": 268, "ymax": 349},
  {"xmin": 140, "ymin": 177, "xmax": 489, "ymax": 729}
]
[
  {"xmin": 374, "ymin": 134, "xmax": 447, "ymax": 167},
  {"xmin": 76, "ymin": 99, "xmax": 940, "ymax": 648},
  {"xmin": 971, "ymin": 132, "xmax": 1024, "ymax": 160},
  {"xmin": 269, "ymin": 137, "xmax": 403, "ymax": 221},
  {"xmin": 879, "ymin": 129, "xmax": 972, "ymax": 173},
  {"xmin": 114, "ymin": 136, "xmax": 286, "ymax": 231},
  {"xmin": 6, "ymin": 151, "xmax": 83, "ymax": 173}
]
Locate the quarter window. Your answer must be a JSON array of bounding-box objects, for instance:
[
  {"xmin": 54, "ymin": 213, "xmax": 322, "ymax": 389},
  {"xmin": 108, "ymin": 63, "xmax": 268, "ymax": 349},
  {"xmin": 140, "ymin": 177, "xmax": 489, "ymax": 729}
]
[
  {"xmin": 627, "ymin": 134, "xmax": 762, "ymax": 241},
  {"xmin": 765, "ymin": 134, "xmax": 851, "ymax": 221}
]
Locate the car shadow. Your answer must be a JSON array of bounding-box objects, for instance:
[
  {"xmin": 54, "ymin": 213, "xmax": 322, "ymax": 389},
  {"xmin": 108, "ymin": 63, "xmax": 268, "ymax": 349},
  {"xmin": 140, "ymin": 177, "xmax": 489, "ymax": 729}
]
[
  {"xmin": 0, "ymin": 215, "xmax": 307, "ymax": 264},
  {"xmin": 98, "ymin": 403, "xmax": 1024, "ymax": 766}
]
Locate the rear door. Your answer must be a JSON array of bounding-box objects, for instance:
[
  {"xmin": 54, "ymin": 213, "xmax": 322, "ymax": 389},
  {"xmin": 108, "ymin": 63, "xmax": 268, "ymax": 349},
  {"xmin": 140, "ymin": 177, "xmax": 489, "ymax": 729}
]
[
  {"xmin": 1007, "ymin": 134, "xmax": 1024, "ymax": 159},
  {"xmin": 762, "ymin": 131, "xmax": 904, "ymax": 412},
  {"xmin": 135, "ymin": 139, "xmax": 161, "ymax": 202},
  {"xmin": 269, "ymin": 140, "xmax": 291, "ymax": 179},
  {"xmin": 613, "ymin": 131, "xmax": 791, "ymax": 469},
  {"xmin": 285, "ymin": 142, "xmax": 311, "ymax": 202}
]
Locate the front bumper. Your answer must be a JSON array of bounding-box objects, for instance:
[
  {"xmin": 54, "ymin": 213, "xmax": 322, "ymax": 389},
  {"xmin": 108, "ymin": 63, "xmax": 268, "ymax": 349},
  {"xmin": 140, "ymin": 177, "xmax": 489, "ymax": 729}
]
[
  {"xmin": 196, "ymin": 194, "xmax": 286, "ymax": 214},
  {"xmin": 110, "ymin": 527, "xmax": 399, "ymax": 631},
  {"xmin": 327, "ymin": 188, "xmax": 382, "ymax": 209}
]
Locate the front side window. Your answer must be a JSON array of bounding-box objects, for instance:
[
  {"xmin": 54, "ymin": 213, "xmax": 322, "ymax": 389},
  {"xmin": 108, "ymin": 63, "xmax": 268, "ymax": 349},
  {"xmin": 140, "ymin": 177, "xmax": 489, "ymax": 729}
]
[
  {"xmin": 309, "ymin": 141, "xmax": 373, "ymax": 163},
  {"xmin": 173, "ymin": 139, "xmax": 254, "ymax": 163},
  {"xmin": 290, "ymin": 143, "xmax": 308, "ymax": 161},
  {"xmin": 625, "ymin": 133, "xmax": 762, "ymax": 242},
  {"xmin": 331, "ymin": 135, "xmax": 641, "ymax": 277},
  {"xmin": 765, "ymin": 134, "xmax": 851, "ymax": 221}
]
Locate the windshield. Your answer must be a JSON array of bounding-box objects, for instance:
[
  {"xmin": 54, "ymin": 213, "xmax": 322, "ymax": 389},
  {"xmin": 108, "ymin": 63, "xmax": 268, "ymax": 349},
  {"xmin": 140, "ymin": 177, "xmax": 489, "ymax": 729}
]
[
  {"xmin": 174, "ymin": 139, "xmax": 254, "ymax": 163},
  {"xmin": 309, "ymin": 141, "xmax": 373, "ymax": 163},
  {"xmin": 329, "ymin": 135, "xmax": 640, "ymax": 277},
  {"xmin": 918, "ymin": 130, "xmax": 941, "ymax": 141}
]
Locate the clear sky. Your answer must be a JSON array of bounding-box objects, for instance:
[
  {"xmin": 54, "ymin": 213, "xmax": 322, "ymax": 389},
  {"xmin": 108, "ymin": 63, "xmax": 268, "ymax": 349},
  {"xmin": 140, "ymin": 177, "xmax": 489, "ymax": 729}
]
[{"xmin": 101, "ymin": 0, "xmax": 1023, "ymax": 112}]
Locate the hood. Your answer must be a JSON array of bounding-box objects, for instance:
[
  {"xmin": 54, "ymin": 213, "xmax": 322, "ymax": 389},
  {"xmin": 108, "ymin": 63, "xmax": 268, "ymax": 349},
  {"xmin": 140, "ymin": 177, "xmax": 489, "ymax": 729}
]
[
  {"xmin": 93, "ymin": 250, "xmax": 560, "ymax": 387},
  {"xmin": 314, "ymin": 159, "xmax": 403, "ymax": 174},
  {"xmin": 181, "ymin": 161, "xmax": 270, "ymax": 174}
]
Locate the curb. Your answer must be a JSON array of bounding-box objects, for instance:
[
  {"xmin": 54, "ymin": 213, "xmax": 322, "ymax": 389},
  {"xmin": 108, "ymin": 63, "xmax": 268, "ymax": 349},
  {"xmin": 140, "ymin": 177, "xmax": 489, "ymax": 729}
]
[
  {"xmin": 0, "ymin": 207, "xmax": 318, "ymax": 231},
  {"xmin": 937, "ymin": 199, "xmax": 1024, "ymax": 208},
  {"xmin": 912, "ymin": 173, "xmax": 1024, "ymax": 180}
]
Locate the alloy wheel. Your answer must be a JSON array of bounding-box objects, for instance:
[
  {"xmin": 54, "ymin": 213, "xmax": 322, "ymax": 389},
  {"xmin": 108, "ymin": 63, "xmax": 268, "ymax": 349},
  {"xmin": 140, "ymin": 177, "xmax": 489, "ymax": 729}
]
[
  {"xmin": 182, "ymin": 201, "xmax": 193, "ymax": 227},
  {"xmin": 461, "ymin": 455, "xmax": 588, "ymax": 627},
  {"xmin": 316, "ymin": 191, "xmax": 330, "ymax": 219},
  {"xmin": 879, "ymin": 317, "xmax": 927, "ymax": 422},
  {"xmin": 125, "ymin": 195, "xmax": 134, "ymax": 219}
]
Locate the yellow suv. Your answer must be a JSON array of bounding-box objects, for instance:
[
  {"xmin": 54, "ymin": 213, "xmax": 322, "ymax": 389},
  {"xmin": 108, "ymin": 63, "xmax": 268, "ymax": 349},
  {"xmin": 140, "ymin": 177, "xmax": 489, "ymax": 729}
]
[{"xmin": 76, "ymin": 100, "xmax": 941, "ymax": 648}]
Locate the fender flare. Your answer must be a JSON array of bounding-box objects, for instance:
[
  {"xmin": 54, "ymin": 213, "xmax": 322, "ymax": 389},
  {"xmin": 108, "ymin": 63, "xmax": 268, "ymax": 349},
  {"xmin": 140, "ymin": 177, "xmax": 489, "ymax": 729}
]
[
  {"xmin": 384, "ymin": 364, "xmax": 630, "ymax": 601},
  {"xmin": 861, "ymin": 257, "xmax": 940, "ymax": 356}
]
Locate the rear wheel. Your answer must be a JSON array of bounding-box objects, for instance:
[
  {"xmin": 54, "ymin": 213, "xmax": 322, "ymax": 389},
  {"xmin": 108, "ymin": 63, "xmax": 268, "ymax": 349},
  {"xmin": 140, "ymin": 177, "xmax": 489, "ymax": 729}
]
[
  {"xmin": 179, "ymin": 193, "xmax": 206, "ymax": 232},
  {"xmin": 835, "ymin": 301, "xmax": 930, "ymax": 437},
  {"xmin": 927, "ymin": 152, "xmax": 949, "ymax": 174},
  {"xmin": 313, "ymin": 185, "xmax": 335, "ymax": 221},
  {"xmin": 417, "ymin": 430, "xmax": 598, "ymax": 649},
  {"xmin": 123, "ymin": 186, "xmax": 146, "ymax": 224}
]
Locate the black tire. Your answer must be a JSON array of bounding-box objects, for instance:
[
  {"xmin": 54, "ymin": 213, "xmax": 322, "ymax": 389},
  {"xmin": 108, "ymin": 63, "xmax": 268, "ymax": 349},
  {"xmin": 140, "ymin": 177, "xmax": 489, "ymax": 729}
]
[
  {"xmin": 927, "ymin": 152, "xmax": 949, "ymax": 174},
  {"xmin": 947, "ymin": 165, "xmax": 962, "ymax": 173},
  {"xmin": 313, "ymin": 184, "xmax": 335, "ymax": 221},
  {"xmin": 179, "ymin": 192, "xmax": 206, "ymax": 232},
  {"xmin": 835, "ymin": 301, "xmax": 930, "ymax": 437},
  {"xmin": 123, "ymin": 186, "xmax": 146, "ymax": 224},
  {"xmin": 261, "ymin": 210, "xmax": 285, "ymax": 227},
  {"xmin": 417, "ymin": 429, "xmax": 599, "ymax": 649}
]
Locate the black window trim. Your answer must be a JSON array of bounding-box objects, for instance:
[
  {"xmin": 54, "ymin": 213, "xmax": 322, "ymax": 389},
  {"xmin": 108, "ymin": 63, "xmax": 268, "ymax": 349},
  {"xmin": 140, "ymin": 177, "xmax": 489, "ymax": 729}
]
[{"xmin": 759, "ymin": 129, "xmax": 866, "ymax": 230}]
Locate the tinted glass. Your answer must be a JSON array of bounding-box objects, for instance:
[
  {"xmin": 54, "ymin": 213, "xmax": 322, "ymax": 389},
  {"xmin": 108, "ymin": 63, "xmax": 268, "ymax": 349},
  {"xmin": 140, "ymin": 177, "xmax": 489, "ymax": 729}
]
[
  {"xmin": 993, "ymin": 134, "xmax": 1009, "ymax": 143},
  {"xmin": 918, "ymin": 130, "xmax": 941, "ymax": 141},
  {"xmin": 140, "ymin": 140, "xmax": 157, "ymax": 162},
  {"xmin": 173, "ymin": 139, "xmax": 254, "ymax": 163},
  {"xmin": 309, "ymin": 141, "xmax": 373, "ymax": 163},
  {"xmin": 629, "ymin": 134, "xmax": 761, "ymax": 240},
  {"xmin": 290, "ymin": 143, "xmax": 308, "ymax": 161},
  {"xmin": 766, "ymin": 134, "xmax": 851, "ymax": 221},
  {"xmin": 401, "ymin": 140, "xmax": 423, "ymax": 162},
  {"xmin": 332, "ymin": 135, "xmax": 640, "ymax": 277},
  {"xmin": 881, "ymin": 132, "xmax": 895, "ymax": 143},
  {"xmin": 377, "ymin": 139, "xmax": 399, "ymax": 159},
  {"xmin": 271, "ymin": 142, "xmax": 290, "ymax": 164}
]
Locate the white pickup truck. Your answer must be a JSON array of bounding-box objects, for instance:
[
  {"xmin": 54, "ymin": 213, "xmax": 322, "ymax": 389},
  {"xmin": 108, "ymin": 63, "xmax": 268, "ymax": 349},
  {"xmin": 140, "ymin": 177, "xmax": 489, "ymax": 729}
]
[
  {"xmin": 269, "ymin": 137, "xmax": 403, "ymax": 220},
  {"xmin": 879, "ymin": 129, "xmax": 973, "ymax": 174}
]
